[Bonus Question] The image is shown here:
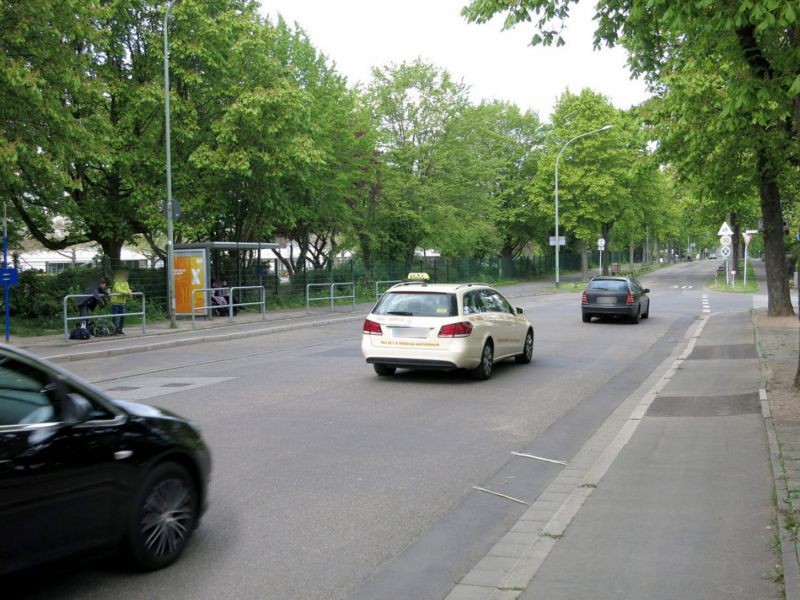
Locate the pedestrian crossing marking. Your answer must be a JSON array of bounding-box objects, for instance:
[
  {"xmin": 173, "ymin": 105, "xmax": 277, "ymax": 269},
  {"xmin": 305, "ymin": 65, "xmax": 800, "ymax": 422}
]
[
  {"xmin": 671, "ymin": 285, "xmax": 694, "ymax": 289},
  {"xmin": 702, "ymin": 293, "xmax": 711, "ymax": 313}
]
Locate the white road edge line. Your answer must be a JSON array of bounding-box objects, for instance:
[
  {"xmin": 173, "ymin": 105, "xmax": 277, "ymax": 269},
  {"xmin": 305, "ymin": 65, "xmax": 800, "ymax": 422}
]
[
  {"xmin": 472, "ymin": 486, "xmax": 530, "ymax": 506},
  {"xmin": 511, "ymin": 451, "xmax": 568, "ymax": 466}
]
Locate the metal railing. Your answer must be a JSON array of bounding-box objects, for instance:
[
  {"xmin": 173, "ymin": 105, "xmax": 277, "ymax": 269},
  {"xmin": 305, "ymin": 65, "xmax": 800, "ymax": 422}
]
[
  {"xmin": 63, "ymin": 292, "xmax": 146, "ymax": 339},
  {"xmin": 375, "ymin": 279, "xmax": 402, "ymax": 300},
  {"xmin": 190, "ymin": 286, "xmax": 266, "ymax": 329},
  {"xmin": 306, "ymin": 282, "xmax": 356, "ymax": 313}
]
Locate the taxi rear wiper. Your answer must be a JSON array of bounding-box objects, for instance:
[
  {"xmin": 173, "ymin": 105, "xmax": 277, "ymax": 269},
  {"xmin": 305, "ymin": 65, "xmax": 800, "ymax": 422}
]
[{"xmin": 386, "ymin": 311, "xmax": 413, "ymax": 316}]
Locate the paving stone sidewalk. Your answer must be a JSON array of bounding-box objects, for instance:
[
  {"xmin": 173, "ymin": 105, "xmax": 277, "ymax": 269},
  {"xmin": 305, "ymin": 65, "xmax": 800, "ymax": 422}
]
[{"xmin": 755, "ymin": 310, "xmax": 800, "ymax": 599}]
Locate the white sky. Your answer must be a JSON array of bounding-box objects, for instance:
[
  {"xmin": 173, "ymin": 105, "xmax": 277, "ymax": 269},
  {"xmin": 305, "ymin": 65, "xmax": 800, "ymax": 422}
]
[{"xmin": 259, "ymin": 0, "xmax": 650, "ymax": 120}]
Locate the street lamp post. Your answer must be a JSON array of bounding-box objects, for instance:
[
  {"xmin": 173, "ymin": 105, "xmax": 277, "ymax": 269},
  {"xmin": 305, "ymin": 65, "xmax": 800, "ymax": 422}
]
[
  {"xmin": 163, "ymin": 1, "xmax": 176, "ymax": 327},
  {"xmin": 554, "ymin": 125, "xmax": 613, "ymax": 288}
]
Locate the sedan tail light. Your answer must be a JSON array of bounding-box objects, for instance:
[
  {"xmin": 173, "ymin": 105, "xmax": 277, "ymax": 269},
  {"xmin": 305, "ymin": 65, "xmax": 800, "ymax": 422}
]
[
  {"xmin": 363, "ymin": 318, "xmax": 383, "ymax": 335},
  {"xmin": 625, "ymin": 291, "xmax": 635, "ymax": 305},
  {"xmin": 438, "ymin": 321, "xmax": 473, "ymax": 338},
  {"xmin": 581, "ymin": 291, "xmax": 588, "ymax": 305}
]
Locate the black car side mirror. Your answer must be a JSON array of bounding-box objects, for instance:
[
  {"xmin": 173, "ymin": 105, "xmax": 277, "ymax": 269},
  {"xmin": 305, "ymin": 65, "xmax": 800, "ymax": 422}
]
[
  {"xmin": 60, "ymin": 391, "xmax": 93, "ymax": 425},
  {"xmin": 643, "ymin": 289, "xmax": 650, "ymax": 293},
  {"xmin": 515, "ymin": 307, "xmax": 524, "ymax": 315}
]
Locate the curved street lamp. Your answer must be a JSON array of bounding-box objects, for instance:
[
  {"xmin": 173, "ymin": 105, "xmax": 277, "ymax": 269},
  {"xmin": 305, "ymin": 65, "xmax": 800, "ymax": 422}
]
[
  {"xmin": 554, "ymin": 124, "xmax": 612, "ymax": 288},
  {"xmin": 164, "ymin": 1, "xmax": 176, "ymax": 327}
]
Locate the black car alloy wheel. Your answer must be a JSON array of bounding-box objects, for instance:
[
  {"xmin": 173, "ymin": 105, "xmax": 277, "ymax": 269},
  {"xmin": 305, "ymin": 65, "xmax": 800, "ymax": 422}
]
[{"xmin": 129, "ymin": 462, "xmax": 198, "ymax": 570}]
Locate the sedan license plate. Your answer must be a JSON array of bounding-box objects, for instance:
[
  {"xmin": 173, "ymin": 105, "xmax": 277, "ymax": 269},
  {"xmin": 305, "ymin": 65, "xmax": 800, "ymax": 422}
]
[
  {"xmin": 596, "ymin": 296, "xmax": 617, "ymax": 305},
  {"xmin": 391, "ymin": 327, "xmax": 429, "ymax": 339}
]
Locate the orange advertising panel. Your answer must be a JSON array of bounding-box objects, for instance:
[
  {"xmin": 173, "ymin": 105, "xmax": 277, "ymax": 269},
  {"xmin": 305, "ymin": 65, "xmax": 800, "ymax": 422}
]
[{"xmin": 174, "ymin": 250, "xmax": 207, "ymax": 314}]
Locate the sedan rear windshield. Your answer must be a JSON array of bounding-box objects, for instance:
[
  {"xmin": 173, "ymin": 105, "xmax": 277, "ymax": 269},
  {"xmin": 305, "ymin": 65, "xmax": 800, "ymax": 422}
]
[
  {"xmin": 587, "ymin": 280, "xmax": 628, "ymax": 292},
  {"xmin": 373, "ymin": 292, "xmax": 457, "ymax": 317}
]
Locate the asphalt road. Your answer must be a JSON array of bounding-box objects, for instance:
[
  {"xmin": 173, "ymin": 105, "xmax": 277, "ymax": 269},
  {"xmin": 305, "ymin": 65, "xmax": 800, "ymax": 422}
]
[{"xmin": 18, "ymin": 261, "xmax": 738, "ymax": 599}]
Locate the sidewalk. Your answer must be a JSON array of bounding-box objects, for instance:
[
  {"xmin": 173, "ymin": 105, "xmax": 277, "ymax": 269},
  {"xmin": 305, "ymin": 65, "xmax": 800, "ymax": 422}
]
[{"xmin": 445, "ymin": 288, "xmax": 800, "ymax": 599}]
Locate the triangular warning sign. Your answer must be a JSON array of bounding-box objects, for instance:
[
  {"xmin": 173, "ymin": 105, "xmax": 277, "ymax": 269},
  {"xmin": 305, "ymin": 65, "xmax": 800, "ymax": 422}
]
[{"xmin": 717, "ymin": 222, "xmax": 733, "ymax": 236}]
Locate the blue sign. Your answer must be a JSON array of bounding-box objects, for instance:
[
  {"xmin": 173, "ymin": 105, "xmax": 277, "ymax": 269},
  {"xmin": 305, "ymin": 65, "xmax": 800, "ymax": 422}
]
[{"xmin": 0, "ymin": 267, "xmax": 18, "ymax": 286}]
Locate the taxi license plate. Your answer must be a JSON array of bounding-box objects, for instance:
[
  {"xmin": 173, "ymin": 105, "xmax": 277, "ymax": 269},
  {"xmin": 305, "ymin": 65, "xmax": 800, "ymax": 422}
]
[{"xmin": 391, "ymin": 327, "xmax": 429, "ymax": 338}]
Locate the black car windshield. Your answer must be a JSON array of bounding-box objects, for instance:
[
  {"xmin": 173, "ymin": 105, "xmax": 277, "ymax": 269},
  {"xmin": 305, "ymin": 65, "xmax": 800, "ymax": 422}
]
[
  {"xmin": 588, "ymin": 280, "xmax": 628, "ymax": 292},
  {"xmin": 374, "ymin": 292, "xmax": 457, "ymax": 317}
]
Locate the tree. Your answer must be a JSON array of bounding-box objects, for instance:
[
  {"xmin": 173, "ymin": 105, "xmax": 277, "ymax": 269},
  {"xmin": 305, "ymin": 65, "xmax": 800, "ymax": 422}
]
[
  {"xmin": 362, "ymin": 59, "xmax": 471, "ymax": 262},
  {"xmin": 528, "ymin": 90, "xmax": 635, "ymax": 279},
  {"xmin": 462, "ymin": 0, "xmax": 799, "ymax": 316}
]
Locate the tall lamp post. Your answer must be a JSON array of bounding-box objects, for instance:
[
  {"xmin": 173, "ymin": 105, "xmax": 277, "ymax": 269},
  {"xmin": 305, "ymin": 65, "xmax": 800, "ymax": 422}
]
[
  {"xmin": 554, "ymin": 125, "xmax": 613, "ymax": 288},
  {"xmin": 163, "ymin": 1, "xmax": 176, "ymax": 327}
]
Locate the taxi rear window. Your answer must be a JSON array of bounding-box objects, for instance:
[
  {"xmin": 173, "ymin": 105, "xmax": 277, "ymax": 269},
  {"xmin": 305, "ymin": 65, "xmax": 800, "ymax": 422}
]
[{"xmin": 374, "ymin": 292, "xmax": 457, "ymax": 317}]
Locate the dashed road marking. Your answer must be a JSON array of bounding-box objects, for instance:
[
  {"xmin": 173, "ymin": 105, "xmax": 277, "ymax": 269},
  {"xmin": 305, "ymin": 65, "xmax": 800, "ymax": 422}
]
[{"xmin": 702, "ymin": 293, "xmax": 711, "ymax": 313}]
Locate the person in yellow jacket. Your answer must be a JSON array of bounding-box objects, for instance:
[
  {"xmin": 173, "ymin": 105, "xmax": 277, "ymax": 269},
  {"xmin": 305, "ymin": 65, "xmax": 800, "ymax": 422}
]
[{"xmin": 111, "ymin": 269, "xmax": 133, "ymax": 334}]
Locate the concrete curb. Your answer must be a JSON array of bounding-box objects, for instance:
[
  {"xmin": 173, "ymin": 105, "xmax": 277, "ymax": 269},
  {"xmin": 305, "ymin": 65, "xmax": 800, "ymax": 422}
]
[{"xmin": 41, "ymin": 312, "xmax": 368, "ymax": 363}]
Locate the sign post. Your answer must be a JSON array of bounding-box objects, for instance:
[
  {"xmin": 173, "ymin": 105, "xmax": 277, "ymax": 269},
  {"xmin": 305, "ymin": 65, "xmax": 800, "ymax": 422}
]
[
  {"xmin": 1, "ymin": 202, "xmax": 18, "ymax": 342},
  {"xmin": 718, "ymin": 222, "xmax": 733, "ymax": 286},
  {"xmin": 742, "ymin": 232, "xmax": 752, "ymax": 286}
]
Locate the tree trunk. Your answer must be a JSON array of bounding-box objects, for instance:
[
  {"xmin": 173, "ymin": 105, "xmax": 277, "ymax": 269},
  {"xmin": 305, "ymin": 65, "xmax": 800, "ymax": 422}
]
[
  {"xmin": 757, "ymin": 152, "xmax": 794, "ymax": 317},
  {"xmin": 580, "ymin": 241, "xmax": 589, "ymax": 281},
  {"xmin": 629, "ymin": 241, "xmax": 635, "ymax": 272}
]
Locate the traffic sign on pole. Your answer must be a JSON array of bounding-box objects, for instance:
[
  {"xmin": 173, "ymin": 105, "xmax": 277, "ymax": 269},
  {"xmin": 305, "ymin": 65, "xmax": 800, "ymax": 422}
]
[{"xmin": 718, "ymin": 222, "xmax": 733, "ymax": 236}]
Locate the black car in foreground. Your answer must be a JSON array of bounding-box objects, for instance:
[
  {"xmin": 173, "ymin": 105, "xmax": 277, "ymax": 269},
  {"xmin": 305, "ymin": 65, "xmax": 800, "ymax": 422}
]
[
  {"xmin": 581, "ymin": 275, "xmax": 650, "ymax": 323},
  {"xmin": 0, "ymin": 344, "xmax": 210, "ymax": 577}
]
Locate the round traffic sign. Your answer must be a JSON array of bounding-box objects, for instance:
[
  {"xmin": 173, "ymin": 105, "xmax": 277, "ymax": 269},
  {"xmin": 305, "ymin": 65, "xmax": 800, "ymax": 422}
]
[
  {"xmin": 598, "ymin": 237, "xmax": 605, "ymax": 250},
  {"xmin": 721, "ymin": 235, "xmax": 732, "ymax": 247},
  {"xmin": 720, "ymin": 246, "xmax": 732, "ymax": 258}
]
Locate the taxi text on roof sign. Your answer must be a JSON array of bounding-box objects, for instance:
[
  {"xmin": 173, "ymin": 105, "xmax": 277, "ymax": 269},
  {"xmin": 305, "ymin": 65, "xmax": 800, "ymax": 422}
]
[{"xmin": 406, "ymin": 272, "xmax": 430, "ymax": 282}]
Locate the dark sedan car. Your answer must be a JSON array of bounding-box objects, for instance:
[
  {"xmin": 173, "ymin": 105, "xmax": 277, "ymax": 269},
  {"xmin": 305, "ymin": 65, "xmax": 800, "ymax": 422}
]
[
  {"xmin": 581, "ymin": 275, "xmax": 650, "ymax": 323},
  {"xmin": 0, "ymin": 344, "xmax": 210, "ymax": 577}
]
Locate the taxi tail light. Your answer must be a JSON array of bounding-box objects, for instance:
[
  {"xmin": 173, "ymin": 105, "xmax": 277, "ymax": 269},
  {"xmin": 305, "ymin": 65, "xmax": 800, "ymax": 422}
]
[
  {"xmin": 438, "ymin": 321, "xmax": 473, "ymax": 338},
  {"xmin": 625, "ymin": 291, "xmax": 635, "ymax": 305},
  {"xmin": 363, "ymin": 318, "xmax": 383, "ymax": 335},
  {"xmin": 581, "ymin": 291, "xmax": 588, "ymax": 305}
]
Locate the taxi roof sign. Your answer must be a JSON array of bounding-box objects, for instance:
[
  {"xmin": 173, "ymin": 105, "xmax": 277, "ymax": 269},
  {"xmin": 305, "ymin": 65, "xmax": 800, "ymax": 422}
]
[{"xmin": 406, "ymin": 272, "xmax": 430, "ymax": 282}]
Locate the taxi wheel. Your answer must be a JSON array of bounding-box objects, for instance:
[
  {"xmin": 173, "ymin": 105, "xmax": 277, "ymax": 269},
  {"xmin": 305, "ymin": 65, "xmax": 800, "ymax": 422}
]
[
  {"xmin": 515, "ymin": 330, "xmax": 533, "ymax": 364},
  {"xmin": 471, "ymin": 342, "xmax": 493, "ymax": 380},
  {"xmin": 373, "ymin": 364, "xmax": 396, "ymax": 376}
]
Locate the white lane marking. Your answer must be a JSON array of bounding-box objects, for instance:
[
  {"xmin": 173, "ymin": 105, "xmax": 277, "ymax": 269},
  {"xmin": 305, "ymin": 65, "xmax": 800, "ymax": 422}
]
[
  {"xmin": 472, "ymin": 486, "xmax": 530, "ymax": 506},
  {"xmin": 702, "ymin": 293, "xmax": 711, "ymax": 313},
  {"xmin": 511, "ymin": 451, "xmax": 568, "ymax": 466}
]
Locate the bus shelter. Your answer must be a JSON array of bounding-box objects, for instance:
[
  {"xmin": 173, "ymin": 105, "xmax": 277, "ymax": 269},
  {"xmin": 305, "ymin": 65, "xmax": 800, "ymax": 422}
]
[{"xmin": 173, "ymin": 241, "xmax": 280, "ymax": 316}]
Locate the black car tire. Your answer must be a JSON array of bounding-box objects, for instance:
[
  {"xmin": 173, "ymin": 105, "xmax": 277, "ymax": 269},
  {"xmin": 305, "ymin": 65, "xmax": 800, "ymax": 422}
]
[
  {"xmin": 642, "ymin": 301, "xmax": 650, "ymax": 319},
  {"xmin": 127, "ymin": 462, "xmax": 198, "ymax": 571},
  {"xmin": 582, "ymin": 313, "xmax": 592, "ymax": 323},
  {"xmin": 471, "ymin": 341, "xmax": 493, "ymax": 380},
  {"xmin": 515, "ymin": 329, "xmax": 534, "ymax": 364},
  {"xmin": 373, "ymin": 363, "xmax": 396, "ymax": 376},
  {"xmin": 631, "ymin": 304, "xmax": 641, "ymax": 324}
]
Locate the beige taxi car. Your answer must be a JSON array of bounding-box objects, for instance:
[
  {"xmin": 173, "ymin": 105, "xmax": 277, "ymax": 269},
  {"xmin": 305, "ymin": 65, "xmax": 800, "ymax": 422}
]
[{"xmin": 361, "ymin": 274, "xmax": 534, "ymax": 380}]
